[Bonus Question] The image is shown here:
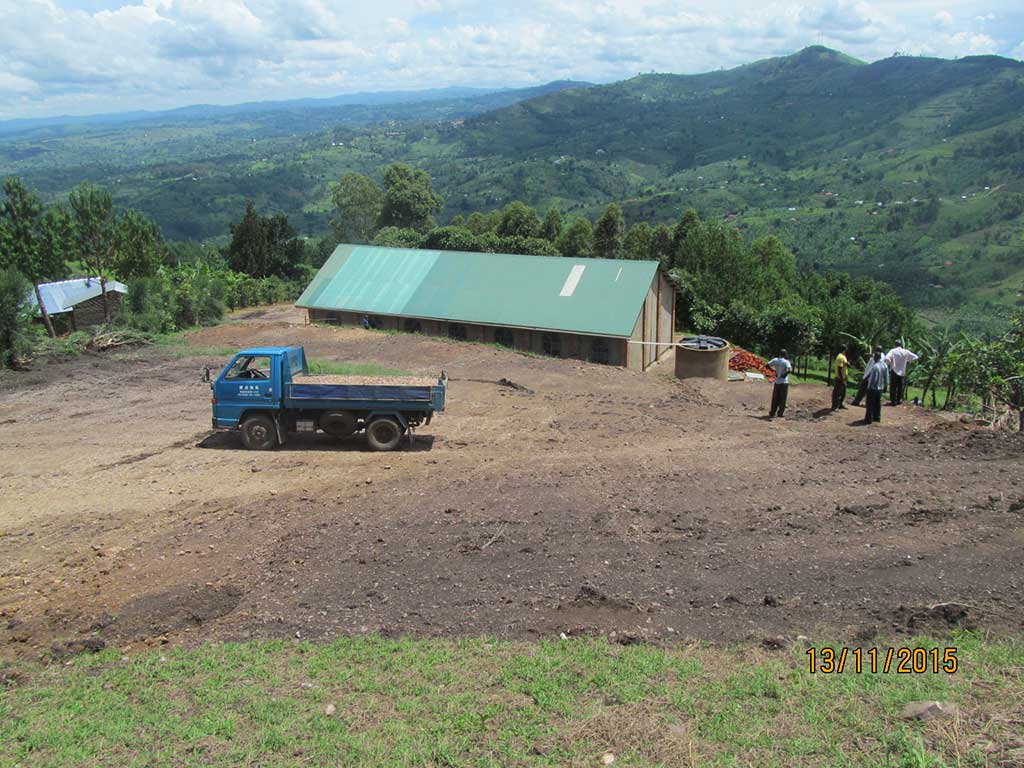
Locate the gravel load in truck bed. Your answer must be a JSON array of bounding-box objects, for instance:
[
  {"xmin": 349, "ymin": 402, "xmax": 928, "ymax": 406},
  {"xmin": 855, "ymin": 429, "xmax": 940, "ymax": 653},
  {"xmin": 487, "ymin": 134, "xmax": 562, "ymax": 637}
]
[{"xmin": 291, "ymin": 374, "xmax": 439, "ymax": 386}]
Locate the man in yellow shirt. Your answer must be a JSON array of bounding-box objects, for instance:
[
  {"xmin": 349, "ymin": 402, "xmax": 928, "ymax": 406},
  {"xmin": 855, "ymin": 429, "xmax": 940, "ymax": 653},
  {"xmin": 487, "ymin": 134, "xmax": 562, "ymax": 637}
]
[{"xmin": 831, "ymin": 346, "xmax": 850, "ymax": 410}]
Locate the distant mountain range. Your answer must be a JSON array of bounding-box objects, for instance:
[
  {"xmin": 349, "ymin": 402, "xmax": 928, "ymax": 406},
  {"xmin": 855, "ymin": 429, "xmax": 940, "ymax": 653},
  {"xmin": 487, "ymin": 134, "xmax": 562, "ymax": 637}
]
[
  {"xmin": 1, "ymin": 47, "xmax": 1021, "ymax": 324},
  {"xmin": 0, "ymin": 81, "xmax": 592, "ymax": 137}
]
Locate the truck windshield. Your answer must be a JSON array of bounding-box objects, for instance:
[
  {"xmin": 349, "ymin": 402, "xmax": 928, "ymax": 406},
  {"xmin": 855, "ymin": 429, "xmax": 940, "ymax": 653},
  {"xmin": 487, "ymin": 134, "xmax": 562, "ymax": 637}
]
[{"xmin": 224, "ymin": 355, "xmax": 271, "ymax": 380}]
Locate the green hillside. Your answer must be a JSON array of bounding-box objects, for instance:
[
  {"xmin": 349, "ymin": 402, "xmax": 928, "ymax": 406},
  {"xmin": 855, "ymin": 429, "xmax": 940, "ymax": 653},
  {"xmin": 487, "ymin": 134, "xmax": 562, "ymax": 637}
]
[
  {"xmin": 2, "ymin": 47, "xmax": 1023, "ymax": 324},
  {"xmin": 444, "ymin": 47, "xmax": 1024, "ymax": 323}
]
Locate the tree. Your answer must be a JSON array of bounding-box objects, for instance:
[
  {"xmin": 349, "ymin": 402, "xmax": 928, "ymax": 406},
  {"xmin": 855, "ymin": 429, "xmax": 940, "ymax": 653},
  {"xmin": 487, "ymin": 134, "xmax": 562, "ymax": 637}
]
[
  {"xmin": 114, "ymin": 209, "xmax": 165, "ymax": 278},
  {"xmin": 226, "ymin": 201, "xmax": 268, "ymax": 277},
  {"xmin": 623, "ymin": 222, "xmax": 652, "ymax": 261},
  {"xmin": 592, "ymin": 203, "xmax": 625, "ymax": 260},
  {"xmin": 761, "ymin": 298, "xmax": 822, "ymax": 362},
  {"xmin": 540, "ymin": 207, "xmax": 563, "ymax": 241},
  {"xmin": 377, "ymin": 163, "xmax": 443, "ymax": 232},
  {"xmin": 0, "ymin": 268, "xmax": 30, "ymax": 368},
  {"xmin": 466, "ymin": 212, "xmax": 491, "ymax": 235},
  {"xmin": 671, "ymin": 208, "xmax": 701, "ymax": 260},
  {"xmin": 69, "ymin": 183, "xmax": 118, "ymax": 324},
  {"xmin": 498, "ymin": 235, "xmax": 559, "ymax": 256},
  {"xmin": 423, "ymin": 226, "xmax": 479, "ymax": 252},
  {"xmin": 556, "ymin": 217, "xmax": 593, "ymax": 258},
  {"xmin": 749, "ymin": 234, "xmax": 797, "ymax": 302},
  {"xmin": 650, "ymin": 224, "xmax": 673, "ymax": 266},
  {"xmin": 0, "ymin": 177, "xmax": 66, "ymax": 337},
  {"xmin": 226, "ymin": 201, "xmax": 303, "ymax": 278},
  {"xmin": 496, "ymin": 201, "xmax": 540, "ymax": 239},
  {"xmin": 330, "ymin": 172, "xmax": 382, "ymax": 243},
  {"xmin": 372, "ymin": 226, "xmax": 425, "ymax": 249}
]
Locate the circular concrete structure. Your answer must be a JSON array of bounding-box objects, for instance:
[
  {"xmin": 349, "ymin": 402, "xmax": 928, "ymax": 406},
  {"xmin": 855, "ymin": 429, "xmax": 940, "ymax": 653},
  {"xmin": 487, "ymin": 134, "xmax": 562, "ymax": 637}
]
[{"xmin": 675, "ymin": 335, "xmax": 731, "ymax": 381}]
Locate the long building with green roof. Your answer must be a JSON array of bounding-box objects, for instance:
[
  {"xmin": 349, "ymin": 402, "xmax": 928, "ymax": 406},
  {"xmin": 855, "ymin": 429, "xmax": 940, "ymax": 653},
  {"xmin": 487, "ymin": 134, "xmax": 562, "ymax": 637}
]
[{"xmin": 297, "ymin": 244, "xmax": 675, "ymax": 370}]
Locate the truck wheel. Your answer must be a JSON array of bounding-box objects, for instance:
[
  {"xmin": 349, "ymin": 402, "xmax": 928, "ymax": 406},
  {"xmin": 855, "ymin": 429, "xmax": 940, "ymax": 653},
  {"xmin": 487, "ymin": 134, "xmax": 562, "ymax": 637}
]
[
  {"xmin": 366, "ymin": 417, "xmax": 403, "ymax": 452},
  {"xmin": 320, "ymin": 410, "xmax": 358, "ymax": 437},
  {"xmin": 241, "ymin": 414, "xmax": 277, "ymax": 450}
]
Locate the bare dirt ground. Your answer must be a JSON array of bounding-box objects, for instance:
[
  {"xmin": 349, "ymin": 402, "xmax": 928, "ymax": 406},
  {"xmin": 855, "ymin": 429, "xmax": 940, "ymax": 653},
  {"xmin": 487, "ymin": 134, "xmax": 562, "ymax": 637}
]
[{"xmin": 1, "ymin": 305, "xmax": 1022, "ymax": 661}]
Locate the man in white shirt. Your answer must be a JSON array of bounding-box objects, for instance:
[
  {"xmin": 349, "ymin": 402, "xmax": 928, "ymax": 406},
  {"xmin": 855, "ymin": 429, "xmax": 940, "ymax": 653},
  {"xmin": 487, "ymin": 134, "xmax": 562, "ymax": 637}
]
[
  {"xmin": 884, "ymin": 342, "xmax": 919, "ymax": 406},
  {"xmin": 766, "ymin": 349, "xmax": 793, "ymax": 418}
]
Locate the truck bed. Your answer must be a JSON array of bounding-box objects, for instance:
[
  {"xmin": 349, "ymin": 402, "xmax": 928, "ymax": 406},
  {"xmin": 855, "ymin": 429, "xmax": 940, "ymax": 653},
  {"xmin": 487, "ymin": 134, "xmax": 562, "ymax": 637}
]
[
  {"xmin": 286, "ymin": 372, "xmax": 446, "ymax": 411},
  {"xmin": 291, "ymin": 373, "xmax": 438, "ymax": 386}
]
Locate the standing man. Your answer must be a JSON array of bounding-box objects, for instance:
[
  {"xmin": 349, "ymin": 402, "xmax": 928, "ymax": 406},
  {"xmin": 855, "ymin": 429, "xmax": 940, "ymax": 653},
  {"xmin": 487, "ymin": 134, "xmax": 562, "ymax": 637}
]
[
  {"xmin": 863, "ymin": 345, "xmax": 889, "ymax": 424},
  {"xmin": 831, "ymin": 345, "xmax": 850, "ymax": 410},
  {"xmin": 850, "ymin": 344, "xmax": 871, "ymax": 408},
  {"xmin": 767, "ymin": 349, "xmax": 793, "ymax": 419},
  {"xmin": 884, "ymin": 341, "xmax": 919, "ymax": 406}
]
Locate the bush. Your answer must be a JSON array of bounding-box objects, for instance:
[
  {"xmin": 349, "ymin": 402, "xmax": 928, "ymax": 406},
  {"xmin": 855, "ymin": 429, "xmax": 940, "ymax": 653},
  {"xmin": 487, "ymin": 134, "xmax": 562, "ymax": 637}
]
[
  {"xmin": 0, "ymin": 268, "xmax": 32, "ymax": 368},
  {"xmin": 122, "ymin": 275, "xmax": 177, "ymax": 334},
  {"xmin": 119, "ymin": 263, "xmax": 301, "ymax": 334}
]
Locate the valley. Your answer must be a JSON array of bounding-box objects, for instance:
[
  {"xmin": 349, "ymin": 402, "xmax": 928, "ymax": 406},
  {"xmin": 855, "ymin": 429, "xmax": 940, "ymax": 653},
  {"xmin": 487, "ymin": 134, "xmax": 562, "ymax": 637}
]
[{"xmin": 2, "ymin": 47, "xmax": 1023, "ymax": 325}]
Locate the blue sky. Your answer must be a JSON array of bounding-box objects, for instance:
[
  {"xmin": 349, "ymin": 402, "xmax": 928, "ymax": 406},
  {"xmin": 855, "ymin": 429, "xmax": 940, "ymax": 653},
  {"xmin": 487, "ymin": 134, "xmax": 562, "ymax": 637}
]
[{"xmin": 2, "ymin": 0, "xmax": 1022, "ymax": 119}]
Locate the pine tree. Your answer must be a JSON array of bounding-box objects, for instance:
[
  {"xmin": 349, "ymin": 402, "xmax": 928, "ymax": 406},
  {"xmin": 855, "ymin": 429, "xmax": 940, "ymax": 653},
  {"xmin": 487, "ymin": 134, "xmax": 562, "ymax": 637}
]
[{"xmin": 592, "ymin": 203, "xmax": 624, "ymax": 260}]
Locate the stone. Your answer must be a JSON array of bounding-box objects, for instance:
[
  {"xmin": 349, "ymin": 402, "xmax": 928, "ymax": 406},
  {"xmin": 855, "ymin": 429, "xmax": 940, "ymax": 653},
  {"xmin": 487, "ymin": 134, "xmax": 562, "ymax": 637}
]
[
  {"xmin": 324, "ymin": 703, "xmax": 336, "ymax": 716},
  {"xmin": 601, "ymin": 753, "xmax": 616, "ymax": 765},
  {"xmin": 898, "ymin": 701, "xmax": 961, "ymax": 721}
]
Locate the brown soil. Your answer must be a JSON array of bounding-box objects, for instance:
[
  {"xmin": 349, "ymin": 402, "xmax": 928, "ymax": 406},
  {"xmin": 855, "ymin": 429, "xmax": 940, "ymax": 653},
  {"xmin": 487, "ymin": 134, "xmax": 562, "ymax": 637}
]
[{"xmin": 1, "ymin": 304, "xmax": 1021, "ymax": 660}]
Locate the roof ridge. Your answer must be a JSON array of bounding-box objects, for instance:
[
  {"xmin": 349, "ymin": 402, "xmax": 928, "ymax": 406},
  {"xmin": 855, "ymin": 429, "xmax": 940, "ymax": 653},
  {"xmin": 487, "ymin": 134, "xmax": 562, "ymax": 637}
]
[
  {"xmin": 41, "ymin": 276, "xmax": 106, "ymax": 286},
  {"xmin": 343, "ymin": 243, "xmax": 662, "ymax": 268}
]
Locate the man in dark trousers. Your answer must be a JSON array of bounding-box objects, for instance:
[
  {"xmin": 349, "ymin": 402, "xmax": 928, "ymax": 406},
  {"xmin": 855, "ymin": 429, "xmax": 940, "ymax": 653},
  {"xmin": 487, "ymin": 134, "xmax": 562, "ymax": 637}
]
[
  {"xmin": 767, "ymin": 349, "xmax": 793, "ymax": 419},
  {"xmin": 863, "ymin": 345, "xmax": 890, "ymax": 424},
  {"xmin": 831, "ymin": 345, "xmax": 850, "ymax": 410},
  {"xmin": 850, "ymin": 344, "xmax": 871, "ymax": 407},
  {"xmin": 884, "ymin": 341, "xmax": 919, "ymax": 406}
]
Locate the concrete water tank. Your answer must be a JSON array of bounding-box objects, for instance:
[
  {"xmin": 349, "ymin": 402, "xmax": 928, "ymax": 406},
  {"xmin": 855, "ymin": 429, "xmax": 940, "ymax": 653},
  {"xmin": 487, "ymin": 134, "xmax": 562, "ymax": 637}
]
[{"xmin": 675, "ymin": 335, "xmax": 730, "ymax": 381}]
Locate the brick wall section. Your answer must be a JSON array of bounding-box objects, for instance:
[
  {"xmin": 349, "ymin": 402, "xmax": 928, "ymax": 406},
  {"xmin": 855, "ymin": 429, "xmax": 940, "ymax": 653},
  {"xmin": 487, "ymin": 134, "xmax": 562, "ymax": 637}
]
[
  {"xmin": 306, "ymin": 309, "xmax": 626, "ymax": 367},
  {"xmin": 71, "ymin": 291, "xmax": 123, "ymax": 329}
]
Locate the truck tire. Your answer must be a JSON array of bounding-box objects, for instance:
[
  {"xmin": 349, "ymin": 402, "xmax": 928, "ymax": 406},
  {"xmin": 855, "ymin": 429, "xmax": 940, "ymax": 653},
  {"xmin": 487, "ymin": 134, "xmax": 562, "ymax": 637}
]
[
  {"xmin": 241, "ymin": 414, "xmax": 277, "ymax": 450},
  {"xmin": 366, "ymin": 417, "xmax": 403, "ymax": 452},
  {"xmin": 320, "ymin": 410, "xmax": 358, "ymax": 437}
]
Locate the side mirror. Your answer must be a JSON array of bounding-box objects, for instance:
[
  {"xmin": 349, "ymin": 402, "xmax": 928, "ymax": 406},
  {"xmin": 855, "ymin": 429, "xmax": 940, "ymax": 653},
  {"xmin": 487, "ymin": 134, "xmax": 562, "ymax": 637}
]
[{"xmin": 202, "ymin": 367, "xmax": 211, "ymax": 383}]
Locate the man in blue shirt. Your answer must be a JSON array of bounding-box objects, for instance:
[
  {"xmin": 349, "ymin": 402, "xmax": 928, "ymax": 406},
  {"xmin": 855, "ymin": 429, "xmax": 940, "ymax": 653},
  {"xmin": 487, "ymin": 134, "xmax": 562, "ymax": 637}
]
[
  {"xmin": 863, "ymin": 345, "xmax": 890, "ymax": 424},
  {"xmin": 767, "ymin": 349, "xmax": 793, "ymax": 419}
]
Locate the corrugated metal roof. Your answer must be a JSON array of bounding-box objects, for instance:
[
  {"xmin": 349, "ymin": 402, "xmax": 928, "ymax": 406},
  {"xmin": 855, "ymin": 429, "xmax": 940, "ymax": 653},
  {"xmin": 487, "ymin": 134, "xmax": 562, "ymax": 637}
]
[
  {"xmin": 297, "ymin": 245, "xmax": 659, "ymax": 338},
  {"xmin": 27, "ymin": 277, "xmax": 128, "ymax": 315}
]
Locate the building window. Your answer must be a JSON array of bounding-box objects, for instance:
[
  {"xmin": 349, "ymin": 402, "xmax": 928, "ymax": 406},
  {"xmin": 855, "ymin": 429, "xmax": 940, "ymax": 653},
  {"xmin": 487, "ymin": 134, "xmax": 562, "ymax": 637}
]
[
  {"xmin": 403, "ymin": 319, "xmax": 423, "ymax": 334},
  {"xmin": 448, "ymin": 323, "xmax": 467, "ymax": 341},
  {"xmin": 541, "ymin": 333, "xmax": 561, "ymax": 357},
  {"xmin": 590, "ymin": 338, "xmax": 610, "ymax": 364},
  {"xmin": 493, "ymin": 327, "xmax": 514, "ymax": 348}
]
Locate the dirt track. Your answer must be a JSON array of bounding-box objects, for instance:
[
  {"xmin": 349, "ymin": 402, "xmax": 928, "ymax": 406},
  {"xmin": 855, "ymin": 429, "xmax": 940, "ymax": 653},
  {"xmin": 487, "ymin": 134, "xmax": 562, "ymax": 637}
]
[{"xmin": 1, "ymin": 305, "xmax": 1022, "ymax": 660}]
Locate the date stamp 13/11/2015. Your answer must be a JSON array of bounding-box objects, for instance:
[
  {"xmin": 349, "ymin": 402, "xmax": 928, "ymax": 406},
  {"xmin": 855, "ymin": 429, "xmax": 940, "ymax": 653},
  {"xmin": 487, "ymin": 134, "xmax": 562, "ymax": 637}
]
[{"xmin": 806, "ymin": 647, "xmax": 959, "ymax": 675}]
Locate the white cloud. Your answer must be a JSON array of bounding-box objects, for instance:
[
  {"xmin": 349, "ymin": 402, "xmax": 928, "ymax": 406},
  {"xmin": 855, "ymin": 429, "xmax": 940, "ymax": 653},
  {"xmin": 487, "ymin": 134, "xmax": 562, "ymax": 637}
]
[
  {"xmin": 0, "ymin": 72, "xmax": 39, "ymax": 94},
  {"xmin": 1, "ymin": 0, "xmax": 1023, "ymax": 119}
]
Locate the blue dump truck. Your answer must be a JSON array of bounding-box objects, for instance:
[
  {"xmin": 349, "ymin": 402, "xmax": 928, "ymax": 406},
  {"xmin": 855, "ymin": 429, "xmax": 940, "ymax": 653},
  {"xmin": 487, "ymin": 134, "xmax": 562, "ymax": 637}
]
[{"xmin": 209, "ymin": 346, "xmax": 446, "ymax": 451}]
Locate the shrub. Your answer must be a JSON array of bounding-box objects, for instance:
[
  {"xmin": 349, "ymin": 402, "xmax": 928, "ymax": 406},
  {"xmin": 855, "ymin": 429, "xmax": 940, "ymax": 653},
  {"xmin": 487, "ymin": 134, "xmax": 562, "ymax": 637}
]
[{"xmin": 0, "ymin": 268, "xmax": 32, "ymax": 368}]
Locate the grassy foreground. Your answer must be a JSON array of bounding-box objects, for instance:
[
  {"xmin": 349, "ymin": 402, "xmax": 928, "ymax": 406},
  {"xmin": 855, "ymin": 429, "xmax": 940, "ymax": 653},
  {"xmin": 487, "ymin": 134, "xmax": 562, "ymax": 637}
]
[{"xmin": 2, "ymin": 633, "xmax": 1021, "ymax": 767}]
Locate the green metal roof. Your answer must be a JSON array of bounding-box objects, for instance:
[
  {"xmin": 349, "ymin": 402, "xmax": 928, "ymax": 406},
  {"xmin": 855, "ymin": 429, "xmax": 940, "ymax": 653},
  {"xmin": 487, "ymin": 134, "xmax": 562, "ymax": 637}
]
[{"xmin": 296, "ymin": 245, "xmax": 660, "ymax": 338}]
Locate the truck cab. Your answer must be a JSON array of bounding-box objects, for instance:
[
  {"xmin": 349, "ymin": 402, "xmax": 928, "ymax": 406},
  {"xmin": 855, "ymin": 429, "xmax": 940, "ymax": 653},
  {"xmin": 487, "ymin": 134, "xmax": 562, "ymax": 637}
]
[{"xmin": 211, "ymin": 347, "xmax": 305, "ymax": 431}]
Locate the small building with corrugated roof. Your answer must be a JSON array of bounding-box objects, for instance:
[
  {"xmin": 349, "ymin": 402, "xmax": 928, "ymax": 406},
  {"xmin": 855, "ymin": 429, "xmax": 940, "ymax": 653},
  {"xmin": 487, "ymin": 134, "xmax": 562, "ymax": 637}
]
[
  {"xmin": 296, "ymin": 244, "xmax": 674, "ymax": 370},
  {"xmin": 28, "ymin": 277, "xmax": 128, "ymax": 331}
]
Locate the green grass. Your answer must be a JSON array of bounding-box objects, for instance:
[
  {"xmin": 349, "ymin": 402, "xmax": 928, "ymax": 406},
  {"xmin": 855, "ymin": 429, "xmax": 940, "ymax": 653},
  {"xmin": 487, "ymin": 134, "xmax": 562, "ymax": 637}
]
[
  {"xmin": 307, "ymin": 359, "xmax": 412, "ymax": 377},
  {"xmin": 148, "ymin": 332, "xmax": 238, "ymax": 361},
  {"xmin": 1, "ymin": 633, "xmax": 1020, "ymax": 767}
]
